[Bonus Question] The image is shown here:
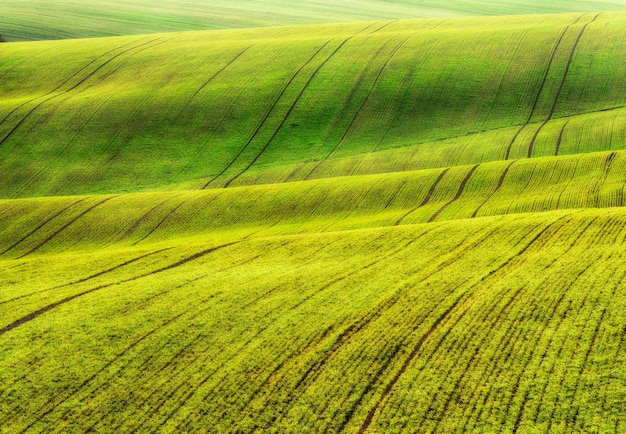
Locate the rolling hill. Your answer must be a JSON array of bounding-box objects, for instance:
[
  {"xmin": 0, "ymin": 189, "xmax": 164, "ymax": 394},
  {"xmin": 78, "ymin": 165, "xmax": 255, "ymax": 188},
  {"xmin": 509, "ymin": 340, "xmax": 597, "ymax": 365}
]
[
  {"xmin": 2, "ymin": 5, "xmax": 626, "ymax": 433},
  {"xmin": 3, "ymin": 0, "xmax": 626, "ymax": 40}
]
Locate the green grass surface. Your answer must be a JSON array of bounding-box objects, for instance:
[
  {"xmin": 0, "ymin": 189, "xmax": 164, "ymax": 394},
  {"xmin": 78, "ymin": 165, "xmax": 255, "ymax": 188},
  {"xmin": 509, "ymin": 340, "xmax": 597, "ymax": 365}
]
[
  {"xmin": 2, "ymin": 210, "xmax": 626, "ymax": 432},
  {"xmin": 1, "ymin": 13, "xmax": 626, "ymax": 198},
  {"xmin": 3, "ymin": 6, "xmax": 626, "ymax": 433},
  {"xmin": 2, "ymin": 0, "xmax": 626, "ymax": 41}
]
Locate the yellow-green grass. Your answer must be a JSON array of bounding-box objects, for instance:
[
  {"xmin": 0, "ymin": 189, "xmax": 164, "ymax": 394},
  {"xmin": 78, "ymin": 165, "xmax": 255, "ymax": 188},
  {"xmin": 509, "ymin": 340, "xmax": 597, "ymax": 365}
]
[
  {"xmin": 0, "ymin": 149, "xmax": 625, "ymax": 259},
  {"xmin": 2, "ymin": 0, "xmax": 626, "ymax": 41},
  {"xmin": 1, "ymin": 209, "xmax": 626, "ymax": 432},
  {"xmin": 1, "ymin": 13, "xmax": 626, "ymax": 198}
]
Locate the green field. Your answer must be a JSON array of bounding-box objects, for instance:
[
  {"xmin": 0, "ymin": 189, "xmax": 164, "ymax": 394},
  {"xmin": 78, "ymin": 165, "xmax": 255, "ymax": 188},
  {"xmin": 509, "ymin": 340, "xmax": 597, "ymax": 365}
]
[
  {"xmin": 2, "ymin": 1, "xmax": 626, "ymax": 433},
  {"xmin": 4, "ymin": 0, "xmax": 626, "ymax": 40}
]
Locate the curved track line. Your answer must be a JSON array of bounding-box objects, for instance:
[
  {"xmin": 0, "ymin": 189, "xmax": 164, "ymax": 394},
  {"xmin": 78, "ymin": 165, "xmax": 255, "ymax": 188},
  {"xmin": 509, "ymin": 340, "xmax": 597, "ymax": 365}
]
[
  {"xmin": 0, "ymin": 37, "xmax": 148, "ymax": 129},
  {"xmin": 527, "ymin": 13, "xmax": 601, "ymax": 159},
  {"xmin": 16, "ymin": 195, "xmax": 119, "ymax": 259},
  {"xmin": 471, "ymin": 161, "xmax": 516, "ymax": 218},
  {"xmin": 504, "ymin": 16, "xmax": 581, "ymax": 160},
  {"xmin": 304, "ymin": 31, "xmax": 417, "ymax": 181},
  {"xmin": 356, "ymin": 292, "xmax": 468, "ymax": 433},
  {"xmin": 395, "ymin": 168, "xmax": 449, "ymax": 226},
  {"xmin": 428, "ymin": 164, "xmax": 480, "ymax": 223},
  {"xmin": 200, "ymin": 39, "xmax": 333, "ymax": 189},
  {"xmin": 554, "ymin": 120, "xmax": 570, "ymax": 155},
  {"xmin": 0, "ymin": 197, "xmax": 90, "ymax": 256},
  {"xmin": 0, "ymin": 35, "xmax": 167, "ymax": 149},
  {"xmin": 0, "ymin": 248, "xmax": 174, "ymax": 307},
  {"xmin": 0, "ymin": 242, "xmax": 238, "ymax": 337},
  {"xmin": 175, "ymin": 46, "xmax": 253, "ymax": 119},
  {"xmin": 222, "ymin": 36, "xmax": 358, "ymax": 188}
]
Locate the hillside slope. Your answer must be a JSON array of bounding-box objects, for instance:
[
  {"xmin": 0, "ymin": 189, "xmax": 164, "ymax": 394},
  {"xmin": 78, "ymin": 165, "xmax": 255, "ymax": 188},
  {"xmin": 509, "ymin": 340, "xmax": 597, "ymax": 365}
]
[
  {"xmin": 3, "ymin": 10, "xmax": 626, "ymax": 434},
  {"xmin": 2, "ymin": 210, "xmax": 626, "ymax": 432},
  {"xmin": 1, "ymin": 13, "xmax": 626, "ymax": 198},
  {"xmin": 2, "ymin": 0, "xmax": 626, "ymax": 40}
]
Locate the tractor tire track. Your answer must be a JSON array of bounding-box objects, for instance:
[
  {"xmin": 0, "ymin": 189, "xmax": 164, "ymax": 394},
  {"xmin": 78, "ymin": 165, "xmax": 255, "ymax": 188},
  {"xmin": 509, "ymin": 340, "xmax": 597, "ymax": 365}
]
[
  {"xmin": 526, "ymin": 13, "xmax": 601, "ymax": 159},
  {"xmin": 0, "ymin": 241, "xmax": 238, "ymax": 337},
  {"xmin": 473, "ymin": 219, "xmax": 604, "ymax": 431},
  {"xmin": 0, "ymin": 37, "xmax": 148, "ymax": 130},
  {"xmin": 395, "ymin": 168, "xmax": 449, "ymax": 226},
  {"xmin": 116, "ymin": 195, "xmax": 183, "ymax": 242},
  {"xmin": 471, "ymin": 161, "xmax": 516, "ymax": 218},
  {"xmin": 17, "ymin": 308, "xmax": 194, "ymax": 433},
  {"xmin": 554, "ymin": 120, "xmax": 570, "ymax": 155},
  {"xmin": 222, "ymin": 36, "xmax": 359, "ymax": 188},
  {"xmin": 0, "ymin": 35, "xmax": 166, "ymax": 149},
  {"xmin": 428, "ymin": 164, "xmax": 479, "ymax": 223},
  {"xmin": 284, "ymin": 225, "xmax": 505, "ymax": 430},
  {"xmin": 355, "ymin": 292, "xmax": 469, "ymax": 434},
  {"xmin": 0, "ymin": 197, "xmax": 90, "ymax": 256},
  {"xmin": 175, "ymin": 45, "xmax": 253, "ymax": 119},
  {"xmin": 142, "ymin": 233, "xmax": 412, "ymax": 429},
  {"xmin": 504, "ymin": 16, "xmax": 581, "ymax": 160},
  {"xmin": 304, "ymin": 30, "xmax": 417, "ymax": 181},
  {"xmin": 213, "ymin": 22, "xmax": 386, "ymax": 189},
  {"xmin": 175, "ymin": 44, "xmax": 291, "ymax": 182},
  {"xmin": 0, "ymin": 247, "xmax": 175, "ymax": 307},
  {"xmin": 409, "ymin": 216, "xmax": 575, "ymax": 431},
  {"xmin": 383, "ymin": 180, "xmax": 406, "ymax": 210},
  {"xmin": 16, "ymin": 195, "xmax": 120, "ymax": 259},
  {"xmin": 131, "ymin": 194, "xmax": 207, "ymax": 246},
  {"xmin": 200, "ymin": 39, "xmax": 334, "ymax": 189}
]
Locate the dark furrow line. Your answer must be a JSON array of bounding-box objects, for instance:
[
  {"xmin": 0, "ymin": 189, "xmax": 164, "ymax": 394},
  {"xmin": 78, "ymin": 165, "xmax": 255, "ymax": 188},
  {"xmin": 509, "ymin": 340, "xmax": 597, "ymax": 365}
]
[
  {"xmin": 368, "ymin": 20, "xmax": 396, "ymax": 34},
  {"xmin": 372, "ymin": 19, "xmax": 449, "ymax": 153},
  {"xmin": 267, "ymin": 231, "xmax": 449, "ymax": 427},
  {"xmin": 130, "ymin": 196, "xmax": 195, "ymax": 246},
  {"xmin": 101, "ymin": 257, "xmax": 290, "ymax": 432},
  {"xmin": 416, "ymin": 218, "xmax": 576, "ymax": 430},
  {"xmin": 394, "ymin": 168, "xmax": 449, "ymax": 226},
  {"xmin": 76, "ymin": 293, "xmax": 225, "ymax": 433},
  {"xmin": 0, "ymin": 242, "xmax": 237, "ymax": 337},
  {"xmin": 554, "ymin": 120, "xmax": 570, "ymax": 155},
  {"xmin": 117, "ymin": 195, "xmax": 182, "ymax": 242},
  {"xmin": 0, "ymin": 35, "xmax": 167, "ymax": 148},
  {"xmin": 173, "ymin": 44, "xmax": 290, "ymax": 182},
  {"xmin": 232, "ymin": 324, "xmax": 337, "ymax": 427},
  {"xmin": 0, "ymin": 197, "xmax": 90, "ymax": 256},
  {"xmin": 428, "ymin": 164, "xmax": 480, "ymax": 223},
  {"xmin": 504, "ymin": 17, "xmax": 577, "ymax": 160},
  {"xmin": 0, "ymin": 247, "xmax": 174, "ymax": 306},
  {"xmin": 428, "ymin": 286, "xmax": 529, "ymax": 433},
  {"xmin": 594, "ymin": 151, "xmax": 617, "ymax": 208},
  {"xmin": 465, "ymin": 228, "xmax": 591, "ymax": 431},
  {"xmin": 384, "ymin": 180, "xmax": 406, "ymax": 210},
  {"xmin": 130, "ymin": 238, "xmax": 355, "ymax": 431},
  {"xmin": 522, "ymin": 221, "xmax": 621, "ymax": 428},
  {"xmin": 527, "ymin": 13, "xmax": 601, "ymax": 159},
  {"xmin": 304, "ymin": 31, "xmax": 415, "ymax": 180},
  {"xmin": 0, "ymin": 37, "xmax": 147, "ymax": 128},
  {"xmin": 506, "ymin": 265, "xmax": 598, "ymax": 432},
  {"xmin": 176, "ymin": 45, "xmax": 253, "ymax": 119},
  {"xmin": 111, "ymin": 252, "xmax": 298, "ymax": 420},
  {"xmin": 0, "ymin": 202, "xmax": 21, "ymax": 220},
  {"xmin": 356, "ymin": 292, "xmax": 468, "ymax": 434},
  {"xmin": 17, "ymin": 309, "xmax": 190, "ymax": 433},
  {"xmin": 16, "ymin": 195, "xmax": 119, "ymax": 259},
  {"xmin": 200, "ymin": 39, "xmax": 333, "ymax": 189},
  {"xmin": 222, "ymin": 36, "xmax": 357, "ymax": 188},
  {"xmin": 471, "ymin": 161, "xmax": 516, "ymax": 218},
  {"xmin": 565, "ymin": 301, "xmax": 616, "ymax": 428},
  {"xmin": 303, "ymin": 224, "xmax": 526, "ymax": 431},
  {"xmin": 542, "ymin": 288, "xmax": 596, "ymax": 433}
]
